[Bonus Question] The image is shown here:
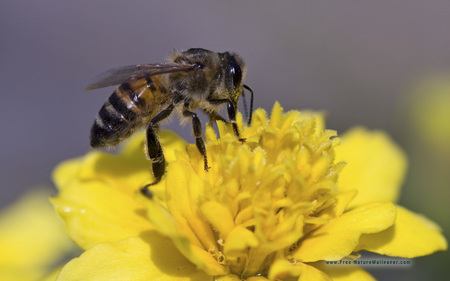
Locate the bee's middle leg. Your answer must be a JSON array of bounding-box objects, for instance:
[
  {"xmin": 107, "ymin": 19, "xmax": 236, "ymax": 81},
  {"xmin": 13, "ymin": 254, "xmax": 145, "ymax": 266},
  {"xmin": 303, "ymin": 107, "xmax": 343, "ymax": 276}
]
[
  {"xmin": 183, "ymin": 107, "xmax": 209, "ymax": 171},
  {"xmin": 141, "ymin": 104, "xmax": 174, "ymax": 196}
]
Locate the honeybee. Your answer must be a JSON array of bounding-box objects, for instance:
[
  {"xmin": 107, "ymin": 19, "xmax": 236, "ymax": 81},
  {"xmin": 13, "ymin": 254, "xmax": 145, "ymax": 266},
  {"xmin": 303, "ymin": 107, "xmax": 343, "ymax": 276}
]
[{"xmin": 86, "ymin": 48, "xmax": 254, "ymax": 192}]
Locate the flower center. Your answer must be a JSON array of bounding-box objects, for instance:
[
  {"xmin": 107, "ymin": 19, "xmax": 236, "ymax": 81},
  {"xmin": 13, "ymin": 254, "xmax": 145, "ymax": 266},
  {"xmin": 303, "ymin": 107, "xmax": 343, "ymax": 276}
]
[{"xmin": 176, "ymin": 104, "xmax": 343, "ymax": 278}]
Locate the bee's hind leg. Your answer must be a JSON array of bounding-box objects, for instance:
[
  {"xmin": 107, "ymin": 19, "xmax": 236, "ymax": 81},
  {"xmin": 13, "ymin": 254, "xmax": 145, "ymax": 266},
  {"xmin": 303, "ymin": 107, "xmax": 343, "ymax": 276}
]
[{"xmin": 140, "ymin": 104, "xmax": 174, "ymax": 197}]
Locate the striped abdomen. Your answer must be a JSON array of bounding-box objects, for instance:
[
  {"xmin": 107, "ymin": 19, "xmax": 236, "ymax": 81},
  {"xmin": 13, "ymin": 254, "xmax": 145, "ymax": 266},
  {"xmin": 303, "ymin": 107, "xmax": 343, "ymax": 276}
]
[{"xmin": 90, "ymin": 77, "xmax": 168, "ymax": 147}]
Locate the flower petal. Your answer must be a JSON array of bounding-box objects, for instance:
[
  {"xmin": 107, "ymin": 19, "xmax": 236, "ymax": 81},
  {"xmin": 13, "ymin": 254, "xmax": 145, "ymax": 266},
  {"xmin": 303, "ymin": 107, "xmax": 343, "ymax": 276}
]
[
  {"xmin": 51, "ymin": 131, "xmax": 186, "ymax": 250},
  {"xmin": 51, "ymin": 160, "xmax": 154, "ymax": 249},
  {"xmin": 56, "ymin": 235, "xmax": 210, "ymax": 281},
  {"xmin": 297, "ymin": 263, "xmax": 331, "ymax": 281},
  {"xmin": 268, "ymin": 257, "xmax": 301, "ymax": 280},
  {"xmin": 335, "ymin": 128, "xmax": 407, "ymax": 208},
  {"xmin": 0, "ymin": 189, "xmax": 76, "ymax": 281},
  {"xmin": 314, "ymin": 262, "xmax": 376, "ymax": 281},
  {"xmin": 140, "ymin": 194, "xmax": 226, "ymax": 276},
  {"xmin": 292, "ymin": 202, "xmax": 396, "ymax": 262},
  {"xmin": 53, "ymin": 131, "xmax": 186, "ymax": 196},
  {"xmin": 356, "ymin": 205, "xmax": 447, "ymax": 257},
  {"xmin": 268, "ymin": 255, "xmax": 333, "ymax": 281},
  {"xmin": 140, "ymin": 162, "xmax": 228, "ymax": 276},
  {"xmin": 164, "ymin": 161, "xmax": 218, "ymax": 251},
  {"xmin": 318, "ymin": 191, "xmax": 357, "ymax": 220},
  {"xmin": 201, "ymin": 201, "xmax": 235, "ymax": 238},
  {"xmin": 224, "ymin": 226, "xmax": 259, "ymax": 259}
]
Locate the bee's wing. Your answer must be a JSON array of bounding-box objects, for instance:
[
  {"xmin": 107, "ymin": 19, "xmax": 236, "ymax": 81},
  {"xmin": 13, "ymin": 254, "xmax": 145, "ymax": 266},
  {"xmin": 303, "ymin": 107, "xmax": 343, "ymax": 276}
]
[{"xmin": 84, "ymin": 63, "xmax": 196, "ymax": 90}]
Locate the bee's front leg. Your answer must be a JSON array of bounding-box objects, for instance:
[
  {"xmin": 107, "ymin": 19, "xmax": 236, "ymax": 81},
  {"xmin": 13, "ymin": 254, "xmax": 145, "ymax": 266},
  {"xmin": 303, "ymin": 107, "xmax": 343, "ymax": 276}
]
[{"xmin": 207, "ymin": 97, "xmax": 245, "ymax": 142}]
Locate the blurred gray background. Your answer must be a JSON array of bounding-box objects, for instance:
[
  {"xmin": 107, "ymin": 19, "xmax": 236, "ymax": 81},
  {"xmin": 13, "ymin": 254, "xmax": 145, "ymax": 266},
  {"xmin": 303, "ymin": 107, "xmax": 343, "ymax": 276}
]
[{"xmin": 1, "ymin": 0, "xmax": 449, "ymax": 280}]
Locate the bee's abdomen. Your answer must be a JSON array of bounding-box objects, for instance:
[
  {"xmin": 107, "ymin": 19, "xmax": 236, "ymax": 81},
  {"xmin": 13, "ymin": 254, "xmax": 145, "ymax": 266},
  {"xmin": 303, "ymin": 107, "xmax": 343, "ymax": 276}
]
[{"xmin": 90, "ymin": 83, "xmax": 146, "ymax": 147}]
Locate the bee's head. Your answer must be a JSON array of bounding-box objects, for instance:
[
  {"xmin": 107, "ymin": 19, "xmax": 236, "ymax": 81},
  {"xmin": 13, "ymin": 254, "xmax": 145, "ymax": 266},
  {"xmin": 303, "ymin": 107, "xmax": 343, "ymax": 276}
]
[
  {"xmin": 221, "ymin": 52, "xmax": 246, "ymax": 102},
  {"xmin": 169, "ymin": 49, "xmax": 246, "ymax": 100}
]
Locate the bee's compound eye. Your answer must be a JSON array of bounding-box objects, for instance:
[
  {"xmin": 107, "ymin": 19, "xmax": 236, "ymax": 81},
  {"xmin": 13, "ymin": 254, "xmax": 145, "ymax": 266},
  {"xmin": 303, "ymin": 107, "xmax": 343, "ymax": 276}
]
[{"xmin": 229, "ymin": 58, "xmax": 242, "ymax": 87}]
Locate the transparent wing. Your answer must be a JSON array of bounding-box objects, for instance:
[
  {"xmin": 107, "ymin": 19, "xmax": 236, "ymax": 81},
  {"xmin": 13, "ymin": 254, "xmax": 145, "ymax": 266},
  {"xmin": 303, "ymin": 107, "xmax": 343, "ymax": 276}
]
[{"xmin": 84, "ymin": 63, "xmax": 196, "ymax": 90}]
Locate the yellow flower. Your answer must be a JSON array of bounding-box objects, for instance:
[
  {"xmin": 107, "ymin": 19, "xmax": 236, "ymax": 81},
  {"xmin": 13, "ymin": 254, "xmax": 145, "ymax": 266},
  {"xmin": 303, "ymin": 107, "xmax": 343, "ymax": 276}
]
[
  {"xmin": 51, "ymin": 103, "xmax": 447, "ymax": 281},
  {"xmin": 0, "ymin": 188, "xmax": 77, "ymax": 281}
]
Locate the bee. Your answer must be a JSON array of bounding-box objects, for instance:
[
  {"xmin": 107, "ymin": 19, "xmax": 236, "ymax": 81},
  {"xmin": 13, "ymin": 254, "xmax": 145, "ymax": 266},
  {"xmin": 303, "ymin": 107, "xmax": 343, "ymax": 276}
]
[{"xmin": 85, "ymin": 48, "xmax": 254, "ymax": 193}]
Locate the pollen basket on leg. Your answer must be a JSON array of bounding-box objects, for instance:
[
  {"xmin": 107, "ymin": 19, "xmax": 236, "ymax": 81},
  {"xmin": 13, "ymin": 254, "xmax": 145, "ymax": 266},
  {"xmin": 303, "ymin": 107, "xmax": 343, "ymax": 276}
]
[{"xmin": 149, "ymin": 103, "xmax": 344, "ymax": 278}]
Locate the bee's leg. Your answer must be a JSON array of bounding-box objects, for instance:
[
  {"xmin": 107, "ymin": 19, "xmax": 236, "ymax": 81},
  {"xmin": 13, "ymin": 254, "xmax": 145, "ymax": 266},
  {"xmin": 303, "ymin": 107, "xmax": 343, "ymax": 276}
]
[
  {"xmin": 141, "ymin": 104, "xmax": 174, "ymax": 197},
  {"xmin": 207, "ymin": 98, "xmax": 245, "ymax": 142},
  {"xmin": 183, "ymin": 105, "xmax": 209, "ymax": 171},
  {"xmin": 243, "ymin": 84, "xmax": 254, "ymax": 126}
]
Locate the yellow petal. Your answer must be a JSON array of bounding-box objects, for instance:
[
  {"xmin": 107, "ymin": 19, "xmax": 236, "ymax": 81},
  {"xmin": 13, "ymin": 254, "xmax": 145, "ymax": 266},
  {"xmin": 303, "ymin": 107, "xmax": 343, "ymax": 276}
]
[
  {"xmin": 163, "ymin": 161, "xmax": 219, "ymax": 253},
  {"xmin": 356, "ymin": 205, "xmax": 447, "ymax": 257},
  {"xmin": 140, "ymin": 179, "xmax": 227, "ymax": 276},
  {"xmin": 57, "ymin": 236, "xmax": 210, "ymax": 281},
  {"xmin": 201, "ymin": 201, "xmax": 235, "ymax": 238},
  {"xmin": 51, "ymin": 165, "xmax": 153, "ymax": 249},
  {"xmin": 269, "ymin": 102, "xmax": 283, "ymax": 128},
  {"xmin": 53, "ymin": 130, "xmax": 187, "ymax": 196},
  {"xmin": 297, "ymin": 263, "xmax": 331, "ymax": 281},
  {"xmin": 335, "ymin": 128, "xmax": 407, "ymax": 208},
  {"xmin": 224, "ymin": 226, "xmax": 259, "ymax": 259},
  {"xmin": 318, "ymin": 191, "xmax": 357, "ymax": 220},
  {"xmin": 268, "ymin": 255, "xmax": 302, "ymax": 280},
  {"xmin": 314, "ymin": 262, "xmax": 376, "ymax": 281},
  {"xmin": 51, "ymin": 131, "xmax": 186, "ymax": 250},
  {"xmin": 155, "ymin": 131, "xmax": 189, "ymax": 162},
  {"xmin": 142, "ymin": 198, "xmax": 220, "ymax": 275},
  {"xmin": 0, "ymin": 188, "xmax": 75, "ymax": 281},
  {"xmin": 293, "ymin": 202, "xmax": 396, "ymax": 262}
]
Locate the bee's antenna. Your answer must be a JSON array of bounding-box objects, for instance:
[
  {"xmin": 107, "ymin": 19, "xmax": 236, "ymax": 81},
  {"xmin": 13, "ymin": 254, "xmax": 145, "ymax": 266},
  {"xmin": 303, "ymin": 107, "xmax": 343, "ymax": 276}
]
[{"xmin": 243, "ymin": 84, "xmax": 254, "ymax": 126}]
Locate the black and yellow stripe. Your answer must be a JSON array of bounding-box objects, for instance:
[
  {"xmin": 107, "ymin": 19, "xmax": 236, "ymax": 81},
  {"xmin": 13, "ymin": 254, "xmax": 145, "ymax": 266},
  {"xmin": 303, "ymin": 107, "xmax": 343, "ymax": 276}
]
[
  {"xmin": 90, "ymin": 76, "xmax": 169, "ymax": 148},
  {"xmin": 91, "ymin": 84, "xmax": 143, "ymax": 147}
]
